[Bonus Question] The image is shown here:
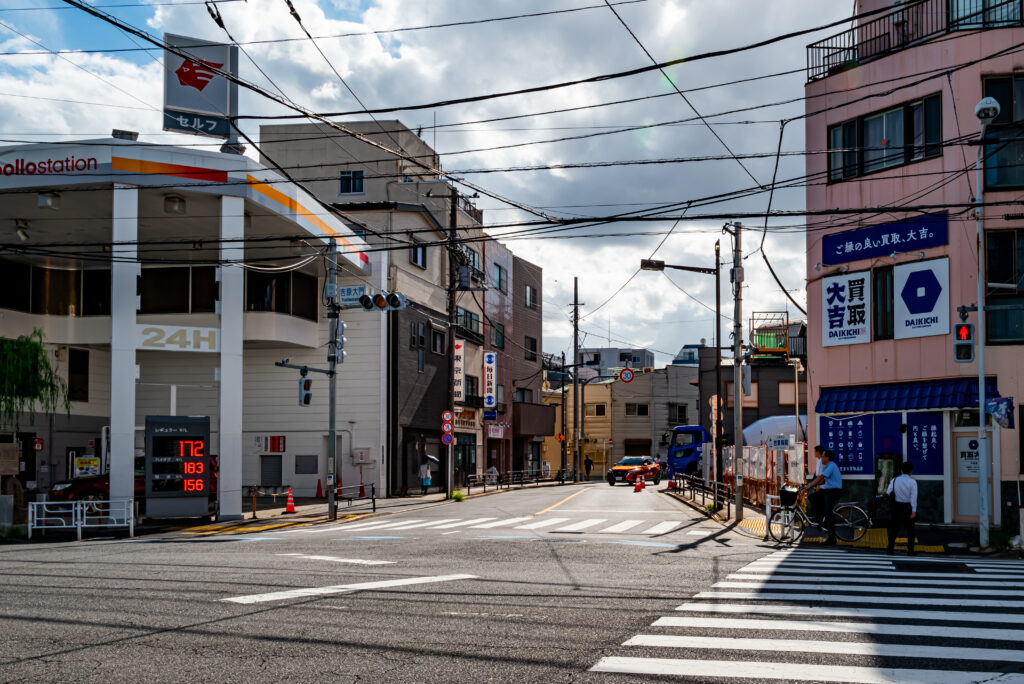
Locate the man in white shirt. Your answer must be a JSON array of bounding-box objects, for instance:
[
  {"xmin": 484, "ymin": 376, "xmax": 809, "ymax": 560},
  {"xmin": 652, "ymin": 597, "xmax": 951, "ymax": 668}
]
[{"xmin": 886, "ymin": 461, "xmax": 918, "ymax": 556}]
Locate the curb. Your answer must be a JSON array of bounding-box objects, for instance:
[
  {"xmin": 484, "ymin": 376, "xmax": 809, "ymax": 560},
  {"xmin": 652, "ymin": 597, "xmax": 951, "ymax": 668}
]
[{"xmin": 661, "ymin": 488, "xmax": 768, "ymax": 541}]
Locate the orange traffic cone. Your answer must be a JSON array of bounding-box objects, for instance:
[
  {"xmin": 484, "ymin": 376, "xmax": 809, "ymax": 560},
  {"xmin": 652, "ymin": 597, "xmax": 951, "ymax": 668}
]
[
  {"xmin": 315, "ymin": 479, "xmax": 324, "ymax": 499},
  {"xmin": 283, "ymin": 487, "xmax": 296, "ymax": 514},
  {"xmin": 633, "ymin": 474, "xmax": 643, "ymax": 493},
  {"xmin": 358, "ymin": 481, "xmax": 366, "ymax": 498}
]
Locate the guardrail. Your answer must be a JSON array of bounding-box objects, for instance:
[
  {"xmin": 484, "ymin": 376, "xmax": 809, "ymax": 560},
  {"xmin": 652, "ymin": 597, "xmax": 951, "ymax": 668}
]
[
  {"xmin": 242, "ymin": 484, "xmax": 376, "ymax": 517},
  {"xmin": 672, "ymin": 474, "xmax": 732, "ymax": 520},
  {"xmin": 28, "ymin": 499, "xmax": 134, "ymax": 540},
  {"xmin": 465, "ymin": 469, "xmax": 566, "ymax": 495}
]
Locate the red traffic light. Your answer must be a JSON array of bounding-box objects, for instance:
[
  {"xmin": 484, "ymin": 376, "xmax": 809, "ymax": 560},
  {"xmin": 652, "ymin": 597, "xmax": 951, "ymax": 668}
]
[{"xmin": 302, "ymin": 378, "xmax": 312, "ymax": 391}]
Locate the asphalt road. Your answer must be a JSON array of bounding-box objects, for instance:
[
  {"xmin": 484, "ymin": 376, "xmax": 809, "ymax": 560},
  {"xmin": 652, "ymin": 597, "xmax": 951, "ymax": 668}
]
[{"xmin": 3, "ymin": 484, "xmax": 1022, "ymax": 683}]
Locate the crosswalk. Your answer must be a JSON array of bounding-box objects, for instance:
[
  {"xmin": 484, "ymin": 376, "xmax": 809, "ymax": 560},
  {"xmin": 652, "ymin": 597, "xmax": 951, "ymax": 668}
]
[
  {"xmin": 279, "ymin": 515, "xmax": 700, "ymax": 538},
  {"xmin": 591, "ymin": 547, "xmax": 1024, "ymax": 683}
]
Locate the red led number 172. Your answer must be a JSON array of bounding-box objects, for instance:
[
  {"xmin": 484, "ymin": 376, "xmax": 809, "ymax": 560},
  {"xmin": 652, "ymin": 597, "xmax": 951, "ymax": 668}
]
[{"xmin": 178, "ymin": 440, "xmax": 205, "ymax": 458}]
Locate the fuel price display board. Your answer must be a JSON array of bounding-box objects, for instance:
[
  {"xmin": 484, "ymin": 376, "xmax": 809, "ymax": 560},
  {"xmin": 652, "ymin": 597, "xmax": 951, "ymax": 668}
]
[{"xmin": 145, "ymin": 416, "xmax": 211, "ymax": 517}]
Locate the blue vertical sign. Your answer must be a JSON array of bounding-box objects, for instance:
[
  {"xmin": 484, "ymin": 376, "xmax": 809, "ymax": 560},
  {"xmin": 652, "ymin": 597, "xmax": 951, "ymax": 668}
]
[
  {"xmin": 905, "ymin": 412, "xmax": 943, "ymax": 475},
  {"xmin": 873, "ymin": 412, "xmax": 904, "ymax": 457},
  {"xmin": 819, "ymin": 415, "xmax": 873, "ymax": 475}
]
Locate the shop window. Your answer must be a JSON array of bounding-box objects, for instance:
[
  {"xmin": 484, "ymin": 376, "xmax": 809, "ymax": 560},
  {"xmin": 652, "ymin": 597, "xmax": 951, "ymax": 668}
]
[
  {"xmin": 31, "ymin": 266, "xmax": 79, "ymax": 316},
  {"xmin": 985, "ymin": 228, "xmax": 1024, "ymax": 342},
  {"xmin": 190, "ymin": 266, "xmax": 217, "ymax": 313},
  {"xmin": 873, "ymin": 265, "xmax": 894, "ymax": 341},
  {"xmin": 81, "ymin": 269, "xmax": 111, "ymax": 316},
  {"xmin": 140, "ymin": 267, "xmax": 190, "ymax": 314},
  {"xmin": 625, "ymin": 403, "xmax": 649, "ymax": 417},
  {"xmin": 0, "ymin": 259, "xmax": 30, "ymax": 312},
  {"xmin": 246, "ymin": 271, "xmax": 291, "ymax": 314},
  {"xmin": 68, "ymin": 348, "xmax": 88, "ymax": 402}
]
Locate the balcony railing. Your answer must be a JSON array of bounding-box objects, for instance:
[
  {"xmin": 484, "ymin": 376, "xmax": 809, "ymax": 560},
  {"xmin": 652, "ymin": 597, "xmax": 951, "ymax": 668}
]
[{"xmin": 807, "ymin": 0, "xmax": 1022, "ymax": 82}]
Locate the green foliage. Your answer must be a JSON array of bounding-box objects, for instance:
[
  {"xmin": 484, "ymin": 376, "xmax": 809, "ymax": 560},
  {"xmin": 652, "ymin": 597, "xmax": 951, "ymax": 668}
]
[
  {"xmin": 0, "ymin": 329, "xmax": 69, "ymax": 431},
  {"xmin": 451, "ymin": 491, "xmax": 465, "ymax": 502},
  {"xmin": 989, "ymin": 526, "xmax": 1014, "ymax": 552}
]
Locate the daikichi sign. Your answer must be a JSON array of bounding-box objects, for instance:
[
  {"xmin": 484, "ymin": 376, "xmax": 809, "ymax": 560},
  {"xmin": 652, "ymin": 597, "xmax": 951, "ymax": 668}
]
[{"xmin": 821, "ymin": 270, "xmax": 871, "ymax": 347}]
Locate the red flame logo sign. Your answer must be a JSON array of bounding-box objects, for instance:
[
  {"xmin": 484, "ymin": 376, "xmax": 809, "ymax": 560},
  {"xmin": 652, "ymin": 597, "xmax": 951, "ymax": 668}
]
[{"xmin": 174, "ymin": 58, "xmax": 223, "ymax": 92}]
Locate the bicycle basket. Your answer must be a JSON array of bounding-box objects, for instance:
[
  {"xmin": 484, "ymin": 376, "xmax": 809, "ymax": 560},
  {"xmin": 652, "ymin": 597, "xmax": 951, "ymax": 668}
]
[{"xmin": 779, "ymin": 485, "xmax": 800, "ymax": 507}]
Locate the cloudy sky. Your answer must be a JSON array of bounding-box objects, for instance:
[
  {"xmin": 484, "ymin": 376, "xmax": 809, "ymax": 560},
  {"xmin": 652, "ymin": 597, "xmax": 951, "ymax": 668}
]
[{"xmin": 0, "ymin": 0, "xmax": 852, "ymax": 364}]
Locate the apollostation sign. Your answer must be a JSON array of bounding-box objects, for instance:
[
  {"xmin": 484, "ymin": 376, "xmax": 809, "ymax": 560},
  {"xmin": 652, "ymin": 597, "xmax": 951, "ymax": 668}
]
[{"xmin": 0, "ymin": 155, "xmax": 98, "ymax": 177}]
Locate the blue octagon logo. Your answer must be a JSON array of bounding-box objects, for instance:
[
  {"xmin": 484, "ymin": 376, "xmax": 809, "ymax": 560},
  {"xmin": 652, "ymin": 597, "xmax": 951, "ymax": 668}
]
[{"xmin": 900, "ymin": 269, "xmax": 942, "ymax": 315}]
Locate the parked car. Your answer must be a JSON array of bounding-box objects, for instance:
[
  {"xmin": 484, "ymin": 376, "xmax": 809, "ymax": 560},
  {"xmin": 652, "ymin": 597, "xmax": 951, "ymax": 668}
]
[{"xmin": 607, "ymin": 456, "xmax": 660, "ymax": 486}]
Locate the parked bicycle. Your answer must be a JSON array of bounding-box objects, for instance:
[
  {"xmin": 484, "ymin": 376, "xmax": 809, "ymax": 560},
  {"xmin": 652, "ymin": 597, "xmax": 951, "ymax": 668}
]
[{"xmin": 768, "ymin": 484, "xmax": 871, "ymax": 544}]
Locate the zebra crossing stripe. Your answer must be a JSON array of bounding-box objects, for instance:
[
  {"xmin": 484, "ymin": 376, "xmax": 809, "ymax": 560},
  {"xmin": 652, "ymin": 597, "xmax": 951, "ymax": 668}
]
[
  {"xmin": 651, "ymin": 616, "xmax": 1024, "ymax": 642},
  {"xmin": 469, "ymin": 517, "xmax": 533, "ymax": 529},
  {"xmin": 327, "ymin": 519, "xmax": 425, "ymax": 532},
  {"xmin": 675, "ymin": 601, "xmax": 1024, "ymax": 624},
  {"xmin": 711, "ymin": 580, "xmax": 1023, "ymax": 597},
  {"xmin": 515, "ymin": 518, "xmax": 570, "ymax": 530},
  {"xmin": 383, "ymin": 519, "xmax": 458, "ymax": 530},
  {"xmin": 589, "ymin": 657, "xmax": 1022, "ymax": 683},
  {"xmin": 729, "ymin": 567, "xmax": 1024, "ymax": 580},
  {"xmin": 622, "ymin": 634, "xmax": 1024, "ymax": 663},
  {"xmin": 727, "ymin": 573, "xmax": 1024, "ymax": 588},
  {"xmin": 640, "ymin": 521, "xmax": 682, "ymax": 535},
  {"xmin": 430, "ymin": 518, "xmax": 495, "ymax": 529},
  {"xmin": 597, "ymin": 520, "xmax": 646, "ymax": 534},
  {"xmin": 553, "ymin": 519, "xmax": 606, "ymax": 532},
  {"xmin": 694, "ymin": 590, "xmax": 1024, "ymax": 608}
]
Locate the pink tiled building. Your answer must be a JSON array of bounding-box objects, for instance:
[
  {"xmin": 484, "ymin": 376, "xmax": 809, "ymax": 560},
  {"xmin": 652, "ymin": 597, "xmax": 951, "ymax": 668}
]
[{"xmin": 805, "ymin": 0, "xmax": 1024, "ymax": 528}]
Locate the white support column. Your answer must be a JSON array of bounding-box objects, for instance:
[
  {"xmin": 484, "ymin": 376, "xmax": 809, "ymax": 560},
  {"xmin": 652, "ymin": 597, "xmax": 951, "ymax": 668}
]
[
  {"xmin": 109, "ymin": 184, "xmax": 138, "ymax": 499},
  {"xmin": 218, "ymin": 195, "xmax": 244, "ymax": 520}
]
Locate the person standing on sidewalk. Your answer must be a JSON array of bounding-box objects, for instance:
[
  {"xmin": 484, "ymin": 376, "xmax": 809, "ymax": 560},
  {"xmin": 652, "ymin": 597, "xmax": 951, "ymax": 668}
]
[
  {"xmin": 419, "ymin": 461, "xmax": 432, "ymax": 495},
  {"xmin": 584, "ymin": 455, "xmax": 594, "ymax": 480},
  {"xmin": 886, "ymin": 461, "xmax": 918, "ymax": 556}
]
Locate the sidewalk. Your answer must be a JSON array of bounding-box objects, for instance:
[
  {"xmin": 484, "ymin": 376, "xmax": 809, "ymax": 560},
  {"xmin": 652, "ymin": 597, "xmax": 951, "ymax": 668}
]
[{"xmin": 663, "ymin": 486, "xmax": 984, "ymax": 555}]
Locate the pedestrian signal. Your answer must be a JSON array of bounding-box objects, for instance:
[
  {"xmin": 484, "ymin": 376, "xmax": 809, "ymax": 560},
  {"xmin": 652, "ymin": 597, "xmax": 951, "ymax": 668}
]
[
  {"xmin": 298, "ymin": 377, "xmax": 313, "ymax": 406},
  {"xmin": 953, "ymin": 323, "xmax": 974, "ymax": 363}
]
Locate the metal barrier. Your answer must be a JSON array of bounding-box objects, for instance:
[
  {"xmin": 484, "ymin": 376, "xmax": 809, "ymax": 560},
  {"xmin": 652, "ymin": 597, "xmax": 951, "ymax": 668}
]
[
  {"xmin": 465, "ymin": 469, "xmax": 559, "ymax": 495},
  {"xmin": 675, "ymin": 474, "xmax": 732, "ymax": 520},
  {"xmin": 28, "ymin": 499, "xmax": 134, "ymax": 541},
  {"xmin": 336, "ymin": 483, "xmax": 376, "ymax": 512}
]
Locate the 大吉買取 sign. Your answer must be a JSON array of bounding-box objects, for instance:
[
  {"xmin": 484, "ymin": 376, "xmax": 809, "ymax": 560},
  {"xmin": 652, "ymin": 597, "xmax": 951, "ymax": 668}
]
[
  {"xmin": 822, "ymin": 213, "xmax": 948, "ymax": 266},
  {"xmin": 821, "ymin": 270, "xmax": 871, "ymax": 347},
  {"xmin": 894, "ymin": 258, "xmax": 949, "ymax": 340}
]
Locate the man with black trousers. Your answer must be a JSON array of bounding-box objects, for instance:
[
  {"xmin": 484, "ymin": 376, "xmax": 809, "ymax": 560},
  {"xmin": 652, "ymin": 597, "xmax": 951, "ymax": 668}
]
[
  {"xmin": 806, "ymin": 449, "xmax": 843, "ymax": 544},
  {"xmin": 886, "ymin": 461, "xmax": 918, "ymax": 555}
]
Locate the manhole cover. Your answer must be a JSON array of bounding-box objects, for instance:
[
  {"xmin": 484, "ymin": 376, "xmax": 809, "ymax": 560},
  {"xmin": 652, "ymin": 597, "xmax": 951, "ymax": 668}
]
[{"xmin": 893, "ymin": 561, "xmax": 972, "ymax": 573}]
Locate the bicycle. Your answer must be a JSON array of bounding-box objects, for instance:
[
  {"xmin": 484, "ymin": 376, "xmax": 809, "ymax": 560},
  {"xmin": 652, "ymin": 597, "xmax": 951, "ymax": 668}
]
[{"xmin": 767, "ymin": 484, "xmax": 872, "ymax": 544}]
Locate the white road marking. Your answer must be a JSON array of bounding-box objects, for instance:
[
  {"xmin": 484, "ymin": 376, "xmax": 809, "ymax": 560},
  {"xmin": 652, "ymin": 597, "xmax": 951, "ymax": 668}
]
[
  {"xmin": 686, "ymin": 530, "xmax": 714, "ymax": 536},
  {"xmin": 623, "ymin": 634, "xmax": 1024, "ymax": 663},
  {"xmin": 726, "ymin": 573, "xmax": 1024, "ymax": 587},
  {"xmin": 380, "ymin": 519, "xmax": 457, "ymax": 530},
  {"xmin": 312, "ymin": 519, "xmax": 424, "ymax": 533},
  {"xmin": 675, "ymin": 601, "xmax": 1024, "ymax": 624},
  {"xmin": 469, "ymin": 517, "xmax": 533, "ymax": 529},
  {"xmin": 711, "ymin": 580, "xmax": 1020, "ymax": 596},
  {"xmin": 431, "ymin": 518, "xmax": 495, "ymax": 529},
  {"xmin": 515, "ymin": 518, "xmax": 570, "ymax": 530},
  {"xmin": 651, "ymin": 616, "xmax": 1024, "ymax": 642},
  {"xmin": 276, "ymin": 554, "xmax": 394, "ymax": 566},
  {"xmin": 553, "ymin": 518, "xmax": 606, "ymax": 532},
  {"xmin": 597, "ymin": 520, "xmax": 646, "ymax": 534},
  {"xmin": 221, "ymin": 573, "xmax": 478, "ymax": 604},
  {"xmin": 694, "ymin": 590, "xmax": 1024, "ymax": 608},
  {"xmin": 640, "ymin": 521, "xmax": 683, "ymax": 535},
  {"xmin": 729, "ymin": 567, "xmax": 1024, "ymax": 580},
  {"xmin": 589, "ymin": 657, "xmax": 1024, "ymax": 683},
  {"xmin": 747, "ymin": 560, "xmax": 893, "ymax": 569}
]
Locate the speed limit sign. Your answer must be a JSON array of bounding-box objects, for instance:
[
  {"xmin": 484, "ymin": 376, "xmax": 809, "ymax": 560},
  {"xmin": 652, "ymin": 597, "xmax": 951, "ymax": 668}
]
[{"xmin": 619, "ymin": 368, "xmax": 635, "ymax": 383}]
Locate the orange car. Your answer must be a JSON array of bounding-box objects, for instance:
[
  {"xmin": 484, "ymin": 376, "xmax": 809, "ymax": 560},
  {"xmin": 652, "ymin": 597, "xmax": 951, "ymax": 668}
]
[{"xmin": 607, "ymin": 456, "xmax": 661, "ymax": 486}]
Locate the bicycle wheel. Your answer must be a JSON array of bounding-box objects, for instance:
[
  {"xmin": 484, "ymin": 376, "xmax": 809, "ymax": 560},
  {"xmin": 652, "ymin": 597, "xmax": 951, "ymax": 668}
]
[
  {"xmin": 832, "ymin": 504, "xmax": 870, "ymax": 542},
  {"xmin": 768, "ymin": 508, "xmax": 805, "ymax": 544}
]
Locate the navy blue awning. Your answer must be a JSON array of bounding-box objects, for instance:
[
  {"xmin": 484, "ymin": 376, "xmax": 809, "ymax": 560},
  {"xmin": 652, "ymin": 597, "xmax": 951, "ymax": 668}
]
[{"xmin": 816, "ymin": 378, "xmax": 999, "ymax": 414}]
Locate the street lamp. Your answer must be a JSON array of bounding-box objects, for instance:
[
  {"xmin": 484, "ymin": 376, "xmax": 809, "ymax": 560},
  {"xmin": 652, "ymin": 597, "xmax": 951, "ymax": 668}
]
[
  {"xmin": 639, "ymin": 246, "xmax": 722, "ymax": 484},
  {"xmin": 974, "ymin": 96, "xmax": 999, "ymax": 549}
]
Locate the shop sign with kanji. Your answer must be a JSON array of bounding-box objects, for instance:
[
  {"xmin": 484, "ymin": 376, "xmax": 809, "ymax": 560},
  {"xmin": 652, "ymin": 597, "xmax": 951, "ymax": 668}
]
[{"xmin": 821, "ymin": 270, "xmax": 871, "ymax": 347}]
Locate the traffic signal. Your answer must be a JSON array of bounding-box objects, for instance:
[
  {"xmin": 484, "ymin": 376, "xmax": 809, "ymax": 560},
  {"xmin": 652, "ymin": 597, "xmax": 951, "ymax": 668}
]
[
  {"xmin": 359, "ymin": 291, "xmax": 407, "ymax": 311},
  {"xmin": 953, "ymin": 323, "xmax": 974, "ymax": 363},
  {"xmin": 298, "ymin": 377, "xmax": 312, "ymax": 406}
]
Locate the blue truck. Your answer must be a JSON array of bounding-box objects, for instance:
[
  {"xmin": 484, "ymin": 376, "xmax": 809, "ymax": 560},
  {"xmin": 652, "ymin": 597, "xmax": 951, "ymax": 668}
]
[{"xmin": 663, "ymin": 425, "xmax": 711, "ymax": 478}]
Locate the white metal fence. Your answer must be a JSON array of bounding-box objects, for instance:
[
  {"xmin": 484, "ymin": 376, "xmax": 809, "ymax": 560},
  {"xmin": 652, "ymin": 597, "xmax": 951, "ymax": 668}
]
[{"xmin": 28, "ymin": 499, "xmax": 134, "ymax": 540}]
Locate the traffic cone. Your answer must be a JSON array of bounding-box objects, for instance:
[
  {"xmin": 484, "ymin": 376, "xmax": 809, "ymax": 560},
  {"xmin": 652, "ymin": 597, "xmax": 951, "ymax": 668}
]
[
  {"xmin": 640, "ymin": 474, "xmax": 646, "ymax": 489},
  {"xmin": 315, "ymin": 479, "xmax": 324, "ymax": 499},
  {"xmin": 633, "ymin": 474, "xmax": 643, "ymax": 493},
  {"xmin": 283, "ymin": 487, "xmax": 296, "ymax": 514},
  {"xmin": 358, "ymin": 481, "xmax": 366, "ymax": 498}
]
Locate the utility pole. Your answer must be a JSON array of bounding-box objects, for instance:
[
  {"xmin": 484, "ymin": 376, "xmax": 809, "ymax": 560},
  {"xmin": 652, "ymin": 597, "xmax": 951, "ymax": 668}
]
[
  {"xmin": 561, "ymin": 351, "xmax": 567, "ymax": 476},
  {"xmin": 728, "ymin": 222, "xmax": 744, "ymax": 521},
  {"xmin": 446, "ymin": 186, "xmax": 458, "ymax": 500},
  {"xmin": 572, "ymin": 277, "xmax": 580, "ymax": 481},
  {"xmin": 326, "ymin": 238, "xmax": 341, "ymax": 520},
  {"xmin": 715, "ymin": 239, "xmax": 723, "ymax": 482}
]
